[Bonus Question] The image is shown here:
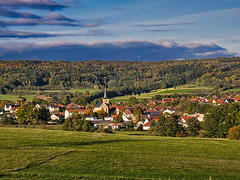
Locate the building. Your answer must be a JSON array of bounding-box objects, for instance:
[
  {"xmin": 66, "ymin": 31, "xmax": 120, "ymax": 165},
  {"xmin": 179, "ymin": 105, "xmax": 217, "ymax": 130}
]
[
  {"xmin": 64, "ymin": 103, "xmax": 87, "ymax": 119},
  {"xmin": 94, "ymin": 87, "xmax": 109, "ymax": 114}
]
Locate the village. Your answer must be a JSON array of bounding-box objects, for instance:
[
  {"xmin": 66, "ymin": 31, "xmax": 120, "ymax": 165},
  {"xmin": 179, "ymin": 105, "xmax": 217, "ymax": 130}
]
[{"xmin": 1, "ymin": 87, "xmax": 239, "ymax": 132}]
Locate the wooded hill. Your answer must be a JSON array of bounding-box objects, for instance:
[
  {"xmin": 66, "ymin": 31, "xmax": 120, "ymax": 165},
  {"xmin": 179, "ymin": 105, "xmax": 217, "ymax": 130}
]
[{"xmin": 0, "ymin": 57, "xmax": 240, "ymax": 95}]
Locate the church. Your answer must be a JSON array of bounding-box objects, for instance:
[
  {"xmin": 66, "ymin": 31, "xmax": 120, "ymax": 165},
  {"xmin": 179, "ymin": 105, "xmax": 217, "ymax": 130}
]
[{"xmin": 93, "ymin": 88, "xmax": 109, "ymax": 114}]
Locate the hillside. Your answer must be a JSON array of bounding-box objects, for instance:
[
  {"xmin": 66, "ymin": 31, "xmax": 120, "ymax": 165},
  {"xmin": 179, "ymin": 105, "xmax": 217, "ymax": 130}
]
[
  {"xmin": 0, "ymin": 57, "xmax": 240, "ymax": 97},
  {"xmin": 1, "ymin": 127, "xmax": 240, "ymax": 179}
]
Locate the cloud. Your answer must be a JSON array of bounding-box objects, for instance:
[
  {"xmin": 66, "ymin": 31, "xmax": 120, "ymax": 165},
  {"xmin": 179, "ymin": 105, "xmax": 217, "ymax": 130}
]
[
  {"xmin": 81, "ymin": 29, "xmax": 113, "ymax": 36},
  {"xmin": 45, "ymin": 13, "xmax": 77, "ymax": 22},
  {"xmin": 147, "ymin": 29, "xmax": 179, "ymax": 32},
  {"xmin": 0, "ymin": 30, "xmax": 63, "ymax": 38},
  {"xmin": 0, "ymin": 0, "xmax": 69, "ymax": 11},
  {"xmin": 0, "ymin": 7, "xmax": 41, "ymax": 19},
  {"xmin": 135, "ymin": 22, "xmax": 195, "ymax": 27},
  {"xmin": 0, "ymin": 29, "xmax": 112, "ymax": 39},
  {"xmin": 0, "ymin": 40, "xmax": 237, "ymax": 61},
  {"xmin": 0, "ymin": 18, "xmax": 101, "ymax": 27}
]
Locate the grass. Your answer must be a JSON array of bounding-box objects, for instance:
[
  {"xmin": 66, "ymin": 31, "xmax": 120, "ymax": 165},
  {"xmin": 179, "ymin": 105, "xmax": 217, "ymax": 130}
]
[
  {"xmin": 17, "ymin": 88, "xmax": 101, "ymax": 94},
  {"xmin": 110, "ymin": 86, "xmax": 213, "ymax": 103},
  {"xmin": 0, "ymin": 127, "xmax": 240, "ymax": 179},
  {"xmin": 0, "ymin": 94, "xmax": 35, "ymax": 101},
  {"xmin": 225, "ymin": 88, "xmax": 240, "ymax": 92},
  {"xmin": 2, "ymin": 88, "xmax": 101, "ymax": 102}
]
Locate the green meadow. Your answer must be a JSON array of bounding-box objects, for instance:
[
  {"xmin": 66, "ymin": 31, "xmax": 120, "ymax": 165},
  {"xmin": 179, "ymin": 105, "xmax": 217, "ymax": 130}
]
[
  {"xmin": 0, "ymin": 94, "xmax": 36, "ymax": 101},
  {"xmin": 1, "ymin": 127, "xmax": 240, "ymax": 179},
  {"xmin": 110, "ymin": 86, "xmax": 212, "ymax": 103},
  {"xmin": 0, "ymin": 88, "xmax": 101, "ymax": 102}
]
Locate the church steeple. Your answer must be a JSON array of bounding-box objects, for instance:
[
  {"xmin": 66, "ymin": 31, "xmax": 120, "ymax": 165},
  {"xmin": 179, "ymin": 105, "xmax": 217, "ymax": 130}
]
[
  {"xmin": 104, "ymin": 87, "xmax": 107, "ymax": 99},
  {"xmin": 102, "ymin": 86, "xmax": 109, "ymax": 104}
]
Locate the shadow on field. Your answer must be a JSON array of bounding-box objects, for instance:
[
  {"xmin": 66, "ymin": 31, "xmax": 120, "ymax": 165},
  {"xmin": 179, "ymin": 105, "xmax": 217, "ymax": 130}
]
[
  {"xmin": 127, "ymin": 134, "xmax": 145, "ymax": 136},
  {"xmin": 41, "ymin": 139, "xmax": 150, "ymax": 148}
]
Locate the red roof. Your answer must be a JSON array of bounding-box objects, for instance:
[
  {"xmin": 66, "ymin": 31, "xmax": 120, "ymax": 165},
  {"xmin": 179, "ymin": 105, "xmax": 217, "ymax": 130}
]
[
  {"xmin": 143, "ymin": 122, "xmax": 151, "ymax": 127},
  {"xmin": 112, "ymin": 123, "xmax": 122, "ymax": 126},
  {"xmin": 116, "ymin": 106, "xmax": 126, "ymax": 111},
  {"xmin": 124, "ymin": 109, "xmax": 132, "ymax": 115},
  {"xmin": 68, "ymin": 109, "xmax": 87, "ymax": 112},
  {"xmin": 181, "ymin": 116, "xmax": 197, "ymax": 122}
]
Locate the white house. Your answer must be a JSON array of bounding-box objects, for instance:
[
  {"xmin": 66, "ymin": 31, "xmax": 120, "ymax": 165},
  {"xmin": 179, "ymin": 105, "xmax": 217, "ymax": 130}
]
[
  {"xmin": 143, "ymin": 121, "xmax": 151, "ymax": 130},
  {"xmin": 104, "ymin": 117, "xmax": 113, "ymax": 121},
  {"xmin": 111, "ymin": 123, "xmax": 123, "ymax": 130}
]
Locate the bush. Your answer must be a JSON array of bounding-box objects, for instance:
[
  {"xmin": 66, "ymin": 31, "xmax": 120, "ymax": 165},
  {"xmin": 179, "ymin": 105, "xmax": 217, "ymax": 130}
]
[{"xmin": 228, "ymin": 126, "xmax": 240, "ymax": 140}]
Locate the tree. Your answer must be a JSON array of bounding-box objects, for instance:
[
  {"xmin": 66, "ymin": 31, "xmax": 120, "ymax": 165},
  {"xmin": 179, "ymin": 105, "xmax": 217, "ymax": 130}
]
[
  {"xmin": 114, "ymin": 115, "xmax": 123, "ymax": 123},
  {"xmin": 228, "ymin": 126, "xmax": 240, "ymax": 140},
  {"xmin": 83, "ymin": 120, "xmax": 92, "ymax": 132},
  {"xmin": 148, "ymin": 115, "xmax": 167, "ymax": 136},
  {"xmin": 34, "ymin": 106, "xmax": 50, "ymax": 124},
  {"xmin": 62, "ymin": 114, "xmax": 87, "ymax": 132},
  {"xmin": 15, "ymin": 105, "xmax": 28, "ymax": 124},
  {"xmin": 0, "ymin": 112, "xmax": 12, "ymax": 125},
  {"xmin": 128, "ymin": 96, "xmax": 138, "ymax": 106},
  {"xmin": 135, "ymin": 113, "xmax": 143, "ymax": 122},
  {"xmin": 203, "ymin": 103, "xmax": 240, "ymax": 138},
  {"xmin": 97, "ymin": 110, "xmax": 107, "ymax": 119},
  {"xmin": 133, "ymin": 106, "xmax": 143, "ymax": 116},
  {"xmin": 187, "ymin": 118, "xmax": 201, "ymax": 137},
  {"xmin": 150, "ymin": 119, "xmax": 156, "ymax": 127},
  {"xmin": 165, "ymin": 116, "xmax": 180, "ymax": 137}
]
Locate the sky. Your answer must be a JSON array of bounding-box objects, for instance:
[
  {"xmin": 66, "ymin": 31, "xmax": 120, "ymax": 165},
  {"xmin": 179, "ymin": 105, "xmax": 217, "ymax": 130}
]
[{"xmin": 0, "ymin": 0, "xmax": 240, "ymax": 61}]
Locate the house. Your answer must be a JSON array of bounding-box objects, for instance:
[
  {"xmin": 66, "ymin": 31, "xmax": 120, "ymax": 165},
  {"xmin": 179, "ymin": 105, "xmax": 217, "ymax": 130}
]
[
  {"xmin": 115, "ymin": 106, "xmax": 126, "ymax": 115},
  {"xmin": 104, "ymin": 117, "xmax": 113, "ymax": 121},
  {"xmin": 179, "ymin": 116, "xmax": 193, "ymax": 127},
  {"xmin": 4, "ymin": 104, "xmax": 19, "ymax": 113},
  {"xmin": 122, "ymin": 109, "xmax": 134, "ymax": 122},
  {"xmin": 65, "ymin": 103, "xmax": 87, "ymax": 119},
  {"xmin": 47, "ymin": 104, "xmax": 60, "ymax": 113},
  {"xmin": 93, "ymin": 88, "xmax": 109, "ymax": 114},
  {"xmin": 111, "ymin": 123, "xmax": 123, "ymax": 130},
  {"xmin": 225, "ymin": 99, "xmax": 235, "ymax": 103},
  {"xmin": 179, "ymin": 113, "xmax": 204, "ymax": 127},
  {"xmin": 163, "ymin": 109, "xmax": 175, "ymax": 115},
  {"xmin": 89, "ymin": 119, "xmax": 112, "ymax": 129},
  {"xmin": 144, "ymin": 110, "xmax": 159, "ymax": 114},
  {"xmin": 86, "ymin": 117, "xmax": 98, "ymax": 120},
  {"xmin": 49, "ymin": 113, "xmax": 63, "ymax": 124},
  {"xmin": 143, "ymin": 121, "xmax": 151, "ymax": 130}
]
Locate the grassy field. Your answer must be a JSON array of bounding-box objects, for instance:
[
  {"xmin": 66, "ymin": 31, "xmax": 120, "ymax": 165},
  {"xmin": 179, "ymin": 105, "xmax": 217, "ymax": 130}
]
[
  {"xmin": 17, "ymin": 88, "xmax": 101, "ymax": 94},
  {"xmin": 0, "ymin": 94, "xmax": 36, "ymax": 101},
  {"xmin": 1, "ymin": 88, "xmax": 101, "ymax": 102},
  {"xmin": 1, "ymin": 127, "xmax": 240, "ymax": 179},
  {"xmin": 110, "ymin": 86, "xmax": 212, "ymax": 103}
]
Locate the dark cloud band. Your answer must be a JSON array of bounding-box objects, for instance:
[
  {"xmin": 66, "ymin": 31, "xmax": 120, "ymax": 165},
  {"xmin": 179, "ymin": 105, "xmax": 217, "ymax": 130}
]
[
  {"xmin": 0, "ymin": 40, "xmax": 236, "ymax": 61},
  {"xmin": 0, "ymin": 0, "xmax": 68, "ymax": 11}
]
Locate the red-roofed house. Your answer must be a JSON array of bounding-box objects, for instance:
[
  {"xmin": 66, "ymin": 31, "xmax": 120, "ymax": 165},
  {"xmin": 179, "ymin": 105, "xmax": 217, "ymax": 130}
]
[
  {"xmin": 111, "ymin": 123, "xmax": 123, "ymax": 130},
  {"xmin": 143, "ymin": 121, "xmax": 151, "ymax": 130}
]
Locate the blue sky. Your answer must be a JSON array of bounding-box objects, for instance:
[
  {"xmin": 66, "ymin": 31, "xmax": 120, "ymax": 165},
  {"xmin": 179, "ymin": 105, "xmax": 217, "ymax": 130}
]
[{"xmin": 0, "ymin": 0, "xmax": 239, "ymax": 61}]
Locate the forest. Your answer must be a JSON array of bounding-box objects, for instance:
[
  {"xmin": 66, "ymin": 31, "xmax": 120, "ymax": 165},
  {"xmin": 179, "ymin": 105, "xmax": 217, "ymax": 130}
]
[{"xmin": 0, "ymin": 57, "xmax": 240, "ymax": 97}]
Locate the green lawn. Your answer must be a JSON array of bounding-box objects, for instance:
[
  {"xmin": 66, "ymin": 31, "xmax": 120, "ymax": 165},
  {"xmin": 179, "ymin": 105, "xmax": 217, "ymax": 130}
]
[{"xmin": 0, "ymin": 127, "xmax": 240, "ymax": 179}]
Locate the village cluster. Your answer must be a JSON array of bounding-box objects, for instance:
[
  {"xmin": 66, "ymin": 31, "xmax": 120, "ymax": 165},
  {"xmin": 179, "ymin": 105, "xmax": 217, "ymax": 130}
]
[{"xmin": 1, "ymin": 87, "xmax": 239, "ymax": 132}]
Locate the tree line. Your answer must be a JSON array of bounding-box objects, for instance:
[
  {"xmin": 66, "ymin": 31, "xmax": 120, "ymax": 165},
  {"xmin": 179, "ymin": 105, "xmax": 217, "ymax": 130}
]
[{"xmin": 1, "ymin": 57, "xmax": 240, "ymax": 95}]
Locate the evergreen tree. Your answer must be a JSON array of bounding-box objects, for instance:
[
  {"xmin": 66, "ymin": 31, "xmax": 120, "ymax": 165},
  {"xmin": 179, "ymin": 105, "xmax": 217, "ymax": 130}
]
[{"xmin": 187, "ymin": 118, "xmax": 201, "ymax": 137}]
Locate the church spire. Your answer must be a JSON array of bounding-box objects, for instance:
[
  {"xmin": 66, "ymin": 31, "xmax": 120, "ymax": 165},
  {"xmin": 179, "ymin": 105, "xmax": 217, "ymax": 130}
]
[{"xmin": 104, "ymin": 87, "xmax": 107, "ymax": 99}]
